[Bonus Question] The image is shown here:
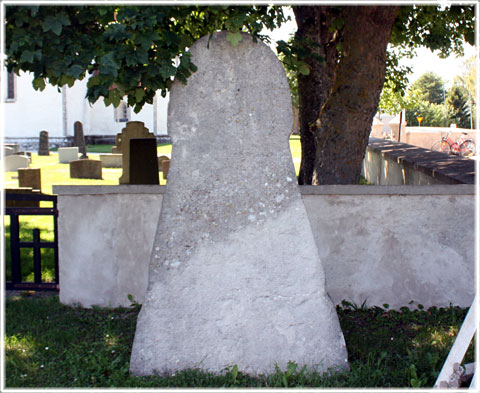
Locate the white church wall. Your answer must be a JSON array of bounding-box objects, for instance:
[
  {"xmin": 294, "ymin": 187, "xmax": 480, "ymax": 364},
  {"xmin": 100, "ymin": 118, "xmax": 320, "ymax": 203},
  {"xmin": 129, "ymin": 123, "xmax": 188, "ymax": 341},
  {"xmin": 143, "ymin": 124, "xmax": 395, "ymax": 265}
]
[
  {"xmin": 4, "ymin": 71, "xmax": 63, "ymax": 137},
  {"xmin": 4, "ymin": 71, "xmax": 169, "ymax": 139}
]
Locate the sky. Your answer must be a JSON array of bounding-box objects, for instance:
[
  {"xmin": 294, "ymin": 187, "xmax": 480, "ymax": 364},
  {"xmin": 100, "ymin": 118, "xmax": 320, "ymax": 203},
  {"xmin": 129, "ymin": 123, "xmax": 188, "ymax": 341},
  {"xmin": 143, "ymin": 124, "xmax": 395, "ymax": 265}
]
[{"xmin": 265, "ymin": 7, "xmax": 476, "ymax": 88}]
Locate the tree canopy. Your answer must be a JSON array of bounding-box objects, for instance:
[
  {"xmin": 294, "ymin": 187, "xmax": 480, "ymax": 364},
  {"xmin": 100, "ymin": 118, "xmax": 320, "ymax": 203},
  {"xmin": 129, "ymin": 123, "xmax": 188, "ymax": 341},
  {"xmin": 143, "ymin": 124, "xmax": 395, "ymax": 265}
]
[{"xmin": 5, "ymin": 5, "xmax": 286, "ymax": 113}]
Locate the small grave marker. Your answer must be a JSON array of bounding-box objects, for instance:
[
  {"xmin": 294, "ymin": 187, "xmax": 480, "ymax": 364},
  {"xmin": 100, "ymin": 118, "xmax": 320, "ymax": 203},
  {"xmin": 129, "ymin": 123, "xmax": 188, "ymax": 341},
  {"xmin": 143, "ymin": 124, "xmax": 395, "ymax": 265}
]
[
  {"xmin": 70, "ymin": 159, "xmax": 102, "ymax": 179},
  {"xmin": 117, "ymin": 121, "xmax": 156, "ymax": 184},
  {"xmin": 161, "ymin": 159, "xmax": 170, "ymax": 179},
  {"xmin": 99, "ymin": 154, "xmax": 122, "ymax": 168},
  {"xmin": 18, "ymin": 168, "xmax": 41, "ymax": 191},
  {"xmin": 74, "ymin": 121, "xmax": 88, "ymax": 159},
  {"xmin": 4, "ymin": 155, "xmax": 30, "ymax": 172},
  {"xmin": 38, "ymin": 130, "xmax": 49, "ymax": 156},
  {"xmin": 58, "ymin": 147, "xmax": 79, "ymax": 163}
]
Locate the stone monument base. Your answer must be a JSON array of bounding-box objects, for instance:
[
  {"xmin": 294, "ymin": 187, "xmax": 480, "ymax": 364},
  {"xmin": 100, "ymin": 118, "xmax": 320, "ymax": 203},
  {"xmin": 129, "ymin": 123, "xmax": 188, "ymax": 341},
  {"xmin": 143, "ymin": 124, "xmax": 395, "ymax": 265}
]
[{"xmin": 130, "ymin": 200, "xmax": 348, "ymax": 376}]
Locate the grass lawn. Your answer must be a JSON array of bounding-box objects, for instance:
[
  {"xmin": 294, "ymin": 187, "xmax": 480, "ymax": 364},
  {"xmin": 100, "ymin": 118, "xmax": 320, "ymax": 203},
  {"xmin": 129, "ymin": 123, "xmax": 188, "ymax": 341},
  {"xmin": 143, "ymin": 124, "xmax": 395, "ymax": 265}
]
[{"xmin": 4, "ymin": 294, "xmax": 473, "ymax": 388}]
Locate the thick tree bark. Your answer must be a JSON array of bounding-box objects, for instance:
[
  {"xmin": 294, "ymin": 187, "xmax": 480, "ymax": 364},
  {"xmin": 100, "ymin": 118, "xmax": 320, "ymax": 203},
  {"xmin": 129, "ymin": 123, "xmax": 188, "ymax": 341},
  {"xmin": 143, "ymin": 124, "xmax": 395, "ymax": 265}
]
[
  {"xmin": 293, "ymin": 6, "xmax": 339, "ymax": 185},
  {"xmin": 312, "ymin": 6, "xmax": 400, "ymax": 184}
]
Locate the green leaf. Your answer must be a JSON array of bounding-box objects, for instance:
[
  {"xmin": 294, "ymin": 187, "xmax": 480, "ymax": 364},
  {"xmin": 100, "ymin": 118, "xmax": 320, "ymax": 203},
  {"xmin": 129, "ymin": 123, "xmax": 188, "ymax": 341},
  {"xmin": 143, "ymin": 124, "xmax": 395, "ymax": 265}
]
[
  {"xmin": 43, "ymin": 15, "xmax": 63, "ymax": 35},
  {"xmin": 67, "ymin": 65, "xmax": 84, "ymax": 79},
  {"xmin": 298, "ymin": 63, "xmax": 310, "ymax": 76},
  {"xmin": 286, "ymin": 362, "xmax": 297, "ymax": 378},
  {"xmin": 135, "ymin": 87, "xmax": 145, "ymax": 103},
  {"xmin": 32, "ymin": 77, "xmax": 46, "ymax": 91},
  {"xmin": 231, "ymin": 364, "xmax": 238, "ymax": 384},
  {"xmin": 59, "ymin": 74, "xmax": 75, "ymax": 87},
  {"xmin": 87, "ymin": 75, "xmax": 100, "ymax": 88},
  {"xmin": 20, "ymin": 50, "xmax": 34, "ymax": 63},
  {"xmin": 99, "ymin": 52, "xmax": 119, "ymax": 78},
  {"xmin": 282, "ymin": 374, "xmax": 288, "ymax": 388},
  {"xmin": 226, "ymin": 32, "xmax": 242, "ymax": 47}
]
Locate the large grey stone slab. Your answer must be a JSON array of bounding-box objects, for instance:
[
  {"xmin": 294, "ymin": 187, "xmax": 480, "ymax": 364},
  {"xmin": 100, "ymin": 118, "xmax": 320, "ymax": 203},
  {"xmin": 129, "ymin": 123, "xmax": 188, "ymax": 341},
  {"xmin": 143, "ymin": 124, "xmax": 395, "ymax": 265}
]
[{"xmin": 130, "ymin": 32, "xmax": 348, "ymax": 376}]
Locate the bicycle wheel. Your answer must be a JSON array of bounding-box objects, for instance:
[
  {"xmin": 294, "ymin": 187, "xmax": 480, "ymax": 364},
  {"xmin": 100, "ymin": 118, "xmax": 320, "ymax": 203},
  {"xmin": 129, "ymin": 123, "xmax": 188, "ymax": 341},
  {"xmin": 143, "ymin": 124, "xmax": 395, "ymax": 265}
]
[
  {"xmin": 431, "ymin": 140, "xmax": 451, "ymax": 154},
  {"xmin": 459, "ymin": 140, "xmax": 475, "ymax": 157}
]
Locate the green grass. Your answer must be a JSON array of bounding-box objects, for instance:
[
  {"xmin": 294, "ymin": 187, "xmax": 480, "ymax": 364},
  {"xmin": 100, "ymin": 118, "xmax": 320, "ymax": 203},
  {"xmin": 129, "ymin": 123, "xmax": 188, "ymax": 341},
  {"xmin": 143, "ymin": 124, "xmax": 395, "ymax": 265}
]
[
  {"xmin": 4, "ymin": 215, "xmax": 56, "ymax": 283},
  {"xmin": 4, "ymin": 295, "xmax": 473, "ymax": 388}
]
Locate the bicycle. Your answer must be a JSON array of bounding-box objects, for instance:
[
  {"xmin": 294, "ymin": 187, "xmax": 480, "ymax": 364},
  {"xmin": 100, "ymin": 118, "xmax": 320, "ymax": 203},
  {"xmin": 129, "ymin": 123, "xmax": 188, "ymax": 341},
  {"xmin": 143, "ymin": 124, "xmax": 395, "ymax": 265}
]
[{"xmin": 431, "ymin": 131, "xmax": 476, "ymax": 157}]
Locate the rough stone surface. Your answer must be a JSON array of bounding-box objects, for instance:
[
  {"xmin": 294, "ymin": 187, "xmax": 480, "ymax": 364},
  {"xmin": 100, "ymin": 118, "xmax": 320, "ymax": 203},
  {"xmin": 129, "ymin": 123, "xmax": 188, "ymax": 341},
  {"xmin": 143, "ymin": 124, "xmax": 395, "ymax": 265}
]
[
  {"xmin": 38, "ymin": 130, "xmax": 49, "ymax": 156},
  {"xmin": 117, "ymin": 121, "xmax": 156, "ymax": 184},
  {"xmin": 70, "ymin": 159, "xmax": 102, "ymax": 179},
  {"xmin": 74, "ymin": 121, "xmax": 88, "ymax": 159},
  {"xmin": 129, "ymin": 138, "xmax": 159, "ymax": 185},
  {"xmin": 130, "ymin": 32, "xmax": 348, "ymax": 377},
  {"xmin": 53, "ymin": 185, "xmax": 475, "ymax": 311},
  {"xmin": 99, "ymin": 154, "xmax": 123, "ymax": 168},
  {"xmin": 4, "ymin": 155, "xmax": 29, "ymax": 171},
  {"xmin": 58, "ymin": 147, "xmax": 79, "ymax": 163},
  {"xmin": 56, "ymin": 191, "xmax": 161, "ymax": 308},
  {"xmin": 18, "ymin": 168, "xmax": 41, "ymax": 191}
]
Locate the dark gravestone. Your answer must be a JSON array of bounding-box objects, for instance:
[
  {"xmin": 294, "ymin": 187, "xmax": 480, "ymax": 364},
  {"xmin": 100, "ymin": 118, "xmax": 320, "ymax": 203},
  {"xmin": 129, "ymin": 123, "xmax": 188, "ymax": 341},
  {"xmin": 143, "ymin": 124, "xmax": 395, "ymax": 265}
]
[
  {"xmin": 74, "ymin": 121, "xmax": 88, "ymax": 159},
  {"xmin": 18, "ymin": 168, "xmax": 41, "ymax": 191},
  {"xmin": 129, "ymin": 138, "xmax": 159, "ymax": 185},
  {"xmin": 70, "ymin": 159, "xmax": 102, "ymax": 179},
  {"xmin": 38, "ymin": 130, "xmax": 49, "ymax": 156},
  {"xmin": 161, "ymin": 159, "xmax": 170, "ymax": 180}
]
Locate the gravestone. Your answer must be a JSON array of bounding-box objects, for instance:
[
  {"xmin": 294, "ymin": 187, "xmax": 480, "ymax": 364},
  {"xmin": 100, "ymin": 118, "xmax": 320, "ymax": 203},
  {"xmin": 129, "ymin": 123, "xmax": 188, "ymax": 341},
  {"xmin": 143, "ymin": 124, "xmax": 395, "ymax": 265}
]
[
  {"xmin": 130, "ymin": 32, "xmax": 348, "ymax": 377},
  {"xmin": 18, "ymin": 168, "xmax": 41, "ymax": 191},
  {"xmin": 74, "ymin": 121, "xmax": 88, "ymax": 159},
  {"xmin": 58, "ymin": 147, "xmax": 79, "ymax": 163},
  {"xmin": 99, "ymin": 154, "xmax": 122, "ymax": 168},
  {"xmin": 161, "ymin": 159, "xmax": 170, "ymax": 179},
  {"xmin": 157, "ymin": 154, "xmax": 170, "ymax": 170},
  {"xmin": 5, "ymin": 143, "xmax": 19, "ymax": 153},
  {"xmin": 38, "ymin": 130, "xmax": 49, "ymax": 156},
  {"xmin": 70, "ymin": 159, "xmax": 102, "ymax": 179},
  {"xmin": 4, "ymin": 155, "xmax": 29, "ymax": 171},
  {"xmin": 117, "ymin": 121, "xmax": 156, "ymax": 184},
  {"xmin": 129, "ymin": 138, "xmax": 159, "ymax": 185}
]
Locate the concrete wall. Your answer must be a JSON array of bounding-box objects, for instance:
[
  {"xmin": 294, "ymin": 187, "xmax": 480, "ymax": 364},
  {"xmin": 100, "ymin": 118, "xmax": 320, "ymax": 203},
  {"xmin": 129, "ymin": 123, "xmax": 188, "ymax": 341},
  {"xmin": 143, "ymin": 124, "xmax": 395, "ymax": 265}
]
[
  {"xmin": 362, "ymin": 138, "xmax": 475, "ymax": 185},
  {"xmin": 53, "ymin": 184, "xmax": 475, "ymax": 310}
]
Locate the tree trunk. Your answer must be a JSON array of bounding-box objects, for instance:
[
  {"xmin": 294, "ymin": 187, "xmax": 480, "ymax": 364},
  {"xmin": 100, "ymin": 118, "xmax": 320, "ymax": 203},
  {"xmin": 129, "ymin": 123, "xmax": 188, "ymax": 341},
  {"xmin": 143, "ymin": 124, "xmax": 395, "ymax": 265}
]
[
  {"xmin": 293, "ymin": 6, "xmax": 339, "ymax": 185},
  {"xmin": 312, "ymin": 6, "xmax": 400, "ymax": 184}
]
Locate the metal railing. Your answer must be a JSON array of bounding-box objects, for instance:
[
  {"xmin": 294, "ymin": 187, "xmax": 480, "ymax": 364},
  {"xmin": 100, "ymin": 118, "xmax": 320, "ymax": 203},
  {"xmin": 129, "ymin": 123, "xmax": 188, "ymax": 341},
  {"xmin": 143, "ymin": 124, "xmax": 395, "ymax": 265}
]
[{"xmin": 5, "ymin": 192, "xmax": 59, "ymax": 290}]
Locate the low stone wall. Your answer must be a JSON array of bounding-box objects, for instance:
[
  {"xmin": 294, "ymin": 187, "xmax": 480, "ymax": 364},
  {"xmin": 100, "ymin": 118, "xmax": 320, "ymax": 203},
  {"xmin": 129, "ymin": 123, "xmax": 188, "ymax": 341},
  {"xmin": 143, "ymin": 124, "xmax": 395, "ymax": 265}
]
[
  {"xmin": 362, "ymin": 137, "xmax": 475, "ymax": 185},
  {"xmin": 53, "ymin": 184, "xmax": 475, "ymax": 310}
]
